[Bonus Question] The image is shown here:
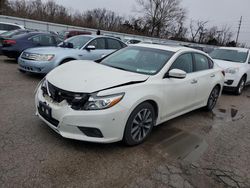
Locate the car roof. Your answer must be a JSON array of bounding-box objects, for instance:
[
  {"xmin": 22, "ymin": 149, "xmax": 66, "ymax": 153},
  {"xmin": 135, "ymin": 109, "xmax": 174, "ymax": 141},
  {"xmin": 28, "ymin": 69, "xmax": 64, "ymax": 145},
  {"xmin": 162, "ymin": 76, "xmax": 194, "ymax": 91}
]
[
  {"xmin": 132, "ymin": 43, "xmax": 200, "ymax": 53},
  {"xmin": 0, "ymin": 22, "xmax": 23, "ymax": 26},
  {"xmin": 218, "ymin": 47, "xmax": 249, "ymax": 52},
  {"xmin": 74, "ymin": 35, "xmax": 125, "ymax": 42},
  {"xmin": 12, "ymin": 31, "xmax": 53, "ymax": 39}
]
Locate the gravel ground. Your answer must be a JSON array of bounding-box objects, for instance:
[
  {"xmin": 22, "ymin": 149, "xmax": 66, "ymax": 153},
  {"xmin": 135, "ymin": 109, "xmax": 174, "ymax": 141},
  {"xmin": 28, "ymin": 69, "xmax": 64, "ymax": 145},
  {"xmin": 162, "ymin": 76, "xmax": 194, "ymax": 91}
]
[{"xmin": 0, "ymin": 56, "xmax": 250, "ymax": 188}]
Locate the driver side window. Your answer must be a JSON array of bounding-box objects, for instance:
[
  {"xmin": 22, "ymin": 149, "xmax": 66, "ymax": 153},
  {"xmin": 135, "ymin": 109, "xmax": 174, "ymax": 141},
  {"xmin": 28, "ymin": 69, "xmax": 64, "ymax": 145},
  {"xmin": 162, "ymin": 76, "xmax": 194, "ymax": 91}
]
[
  {"xmin": 248, "ymin": 56, "xmax": 250, "ymax": 64},
  {"xmin": 170, "ymin": 53, "xmax": 193, "ymax": 73},
  {"xmin": 88, "ymin": 38, "xmax": 106, "ymax": 49}
]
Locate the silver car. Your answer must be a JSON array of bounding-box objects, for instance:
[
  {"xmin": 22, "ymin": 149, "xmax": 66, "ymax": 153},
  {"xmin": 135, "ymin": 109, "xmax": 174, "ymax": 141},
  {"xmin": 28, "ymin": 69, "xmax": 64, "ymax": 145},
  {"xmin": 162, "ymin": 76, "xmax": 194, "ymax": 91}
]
[{"xmin": 18, "ymin": 35, "xmax": 126, "ymax": 74}]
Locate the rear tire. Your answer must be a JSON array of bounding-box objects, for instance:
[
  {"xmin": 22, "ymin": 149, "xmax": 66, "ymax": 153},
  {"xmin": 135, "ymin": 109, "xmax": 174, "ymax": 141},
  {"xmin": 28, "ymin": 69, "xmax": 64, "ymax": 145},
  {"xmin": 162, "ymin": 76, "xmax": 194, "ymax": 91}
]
[
  {"xmin": 205, "ymin": 86, "xmax": 220, "ymax": 111},
  {"xmin": 123, "ymin": 102, "xmax": 155, "ymax": 146},
  {"xmin": 235, "ymin": 76, "xmax": 246, "ymax": 95}
]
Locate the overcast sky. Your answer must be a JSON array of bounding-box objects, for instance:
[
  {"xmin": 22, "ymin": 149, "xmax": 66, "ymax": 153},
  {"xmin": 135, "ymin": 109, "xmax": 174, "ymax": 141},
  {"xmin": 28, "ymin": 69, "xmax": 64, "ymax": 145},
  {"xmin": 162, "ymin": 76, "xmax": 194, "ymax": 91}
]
[{"xmin": 51, "ymin": 0, "xmax": 250, "ymax": 45}]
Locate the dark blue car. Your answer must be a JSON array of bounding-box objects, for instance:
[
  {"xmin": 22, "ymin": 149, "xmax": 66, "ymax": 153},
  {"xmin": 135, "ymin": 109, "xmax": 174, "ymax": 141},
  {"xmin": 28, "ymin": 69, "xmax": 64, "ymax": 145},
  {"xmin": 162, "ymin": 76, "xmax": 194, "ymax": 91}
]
[
  {"xmin": 0, "ymin": 29, "xmax": 34, "ymax": 55},
  {"xmin": 1, "ymin": 32, "xmax": 61, "ymax": 60}
]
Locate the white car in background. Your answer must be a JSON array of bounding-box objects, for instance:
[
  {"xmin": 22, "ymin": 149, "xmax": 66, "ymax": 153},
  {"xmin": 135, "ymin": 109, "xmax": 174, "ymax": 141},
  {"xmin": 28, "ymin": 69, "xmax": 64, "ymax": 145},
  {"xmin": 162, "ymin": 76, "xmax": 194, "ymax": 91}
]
[
  {"xmin": 35, "ymin": 44, "xmax": 224, "ymax": 145},
  {"xmin": 0, "ymin": 22, "xmax": 25, "ymax": 34},
  {"xmin": 123, "ymin": 38, "xmax": 142, "ymax": 45},
  {"xmin": 210, "ymin": 47, "xmax": 250, "ymax": 95}
]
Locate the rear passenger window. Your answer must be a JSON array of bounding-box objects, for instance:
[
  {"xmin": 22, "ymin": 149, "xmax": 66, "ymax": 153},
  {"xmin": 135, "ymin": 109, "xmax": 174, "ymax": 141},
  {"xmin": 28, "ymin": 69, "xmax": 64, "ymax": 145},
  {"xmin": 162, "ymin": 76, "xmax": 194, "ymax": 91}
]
[
  {"xmin": 194, "ymin": 53, "xmax": 209, "ymax": 71},
  {"xmin": 7, "ymin": 25, "xmax": 20, "ymax": 30},
  {"xmin": 107, "ymin": 39, "xmax": 122, "ymax": 49},
  {"xmin": 170, "ymin": 53, "xmax": 193, "ymax": 73},
  {"xmin": 88, "ymin": 38, "xmax": 106, "ymax": 49}
]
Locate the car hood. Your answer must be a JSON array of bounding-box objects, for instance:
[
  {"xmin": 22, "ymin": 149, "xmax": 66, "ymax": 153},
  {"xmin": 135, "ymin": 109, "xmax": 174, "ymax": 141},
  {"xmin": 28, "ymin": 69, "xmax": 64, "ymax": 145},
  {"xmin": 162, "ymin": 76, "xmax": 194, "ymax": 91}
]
[
  {"xmin": 24, "ymin": 46, "xmax": 79, "ymax": 54},
  {"xmin": 213, "ymin": 59, "xmax": 245, "ymax": 69},
  {"xmin": 46, "ymin": 60, "xmax": 149, "ymax": 93}
]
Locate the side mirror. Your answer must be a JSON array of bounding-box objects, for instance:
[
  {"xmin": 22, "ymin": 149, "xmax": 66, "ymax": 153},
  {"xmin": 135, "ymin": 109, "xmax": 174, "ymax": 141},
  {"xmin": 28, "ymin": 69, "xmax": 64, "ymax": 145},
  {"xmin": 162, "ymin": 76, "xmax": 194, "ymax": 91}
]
[
  {"xmin": 86, "ymin": 45, "xmax": 96, "ymax": 51},
  {"xmin": 165, "ymin": 69, "xmax": 187, "ymax": 79}
]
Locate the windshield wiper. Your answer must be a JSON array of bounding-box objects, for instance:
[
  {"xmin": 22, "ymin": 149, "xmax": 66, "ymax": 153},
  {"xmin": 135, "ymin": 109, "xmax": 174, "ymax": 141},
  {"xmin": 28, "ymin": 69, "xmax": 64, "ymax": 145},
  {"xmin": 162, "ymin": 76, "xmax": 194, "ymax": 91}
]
[
  {"xmin": 107, "ymin": 65, "xmax": 127, "ymax": 71},
  {"xmin": 214, "ymin": 58, "xmax": 235, "ymax": 62}
]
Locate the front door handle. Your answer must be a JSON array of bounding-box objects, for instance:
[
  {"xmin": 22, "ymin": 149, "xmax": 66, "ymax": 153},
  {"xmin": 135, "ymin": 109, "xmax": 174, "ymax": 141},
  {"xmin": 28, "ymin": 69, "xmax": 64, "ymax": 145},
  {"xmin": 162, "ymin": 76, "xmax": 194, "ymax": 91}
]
[
  {"xmin": 191, "ymin": 79, "xmax": 198, "ymax": 84},
  {"xmin": 210, "ymin": 74, "xmax": 215, "ymax": 78}
]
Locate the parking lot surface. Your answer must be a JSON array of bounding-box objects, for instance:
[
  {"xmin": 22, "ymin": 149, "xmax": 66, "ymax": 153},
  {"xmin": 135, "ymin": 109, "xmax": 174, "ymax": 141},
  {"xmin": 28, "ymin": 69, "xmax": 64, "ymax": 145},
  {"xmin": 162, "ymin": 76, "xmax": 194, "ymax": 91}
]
[{"xmin": 0, "ymin": 56, "xmax": 250, "ymax": 188}]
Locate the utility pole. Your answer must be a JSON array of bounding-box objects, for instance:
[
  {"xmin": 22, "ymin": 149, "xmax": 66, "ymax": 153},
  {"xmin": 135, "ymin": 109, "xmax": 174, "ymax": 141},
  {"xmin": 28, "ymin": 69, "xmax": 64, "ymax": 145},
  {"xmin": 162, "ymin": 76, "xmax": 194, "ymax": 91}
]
[{"xmin": 236, "ymin": 16, "xmax": 242, "ymax": 44}]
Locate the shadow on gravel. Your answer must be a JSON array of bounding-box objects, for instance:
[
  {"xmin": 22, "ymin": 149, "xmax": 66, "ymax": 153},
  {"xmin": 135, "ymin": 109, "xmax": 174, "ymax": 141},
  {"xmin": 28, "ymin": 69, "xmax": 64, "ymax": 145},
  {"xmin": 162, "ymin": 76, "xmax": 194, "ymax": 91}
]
[
  {"xmin": 2, "ymin": 58, "xmax": 17, "ymax": 64},
  {"xmin": 23, "ymin": 72, "xmax": 45, "ymax": 80}
]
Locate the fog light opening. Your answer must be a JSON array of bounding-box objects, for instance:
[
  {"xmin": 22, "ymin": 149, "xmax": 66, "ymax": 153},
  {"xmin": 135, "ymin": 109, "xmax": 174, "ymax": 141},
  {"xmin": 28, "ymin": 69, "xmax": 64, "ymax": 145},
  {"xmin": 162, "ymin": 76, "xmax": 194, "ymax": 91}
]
[{"xmin": 78, "ymin": 127, "xmax": 103, "ymax": 138}]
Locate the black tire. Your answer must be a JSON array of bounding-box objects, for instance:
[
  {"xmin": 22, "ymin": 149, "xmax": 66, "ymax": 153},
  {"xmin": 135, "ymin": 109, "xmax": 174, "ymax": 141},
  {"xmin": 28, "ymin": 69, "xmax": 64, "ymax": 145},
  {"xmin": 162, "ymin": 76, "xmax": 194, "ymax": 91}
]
[
  {"xmin": 205, "ymin": 86, "xmax": 220, "ymax": 111},
  {"xmin": 123, "ymin": 102, "xmax": 155, "ymax": 146},
  {"xmin": 235, "ymin": 76, "xmax": 246, "ymax": 95}
]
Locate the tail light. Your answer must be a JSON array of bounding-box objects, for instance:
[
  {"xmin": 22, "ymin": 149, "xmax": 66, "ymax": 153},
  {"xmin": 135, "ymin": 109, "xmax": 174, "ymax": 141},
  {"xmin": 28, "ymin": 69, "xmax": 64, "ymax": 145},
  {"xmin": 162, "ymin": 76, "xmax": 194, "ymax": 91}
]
[
  {"xmin": 221, "ymin": 70, "xmax": 225, "ymax": 76},
  {"xmin": 3, "ymin": 40, "xmax": 16, "ymax": 45}
]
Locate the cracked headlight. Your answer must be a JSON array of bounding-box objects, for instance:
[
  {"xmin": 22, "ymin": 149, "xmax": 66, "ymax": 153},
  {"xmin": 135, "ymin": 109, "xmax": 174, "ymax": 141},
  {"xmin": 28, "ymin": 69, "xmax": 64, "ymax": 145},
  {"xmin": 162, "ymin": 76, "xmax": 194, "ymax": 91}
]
[
  {"xmin": 225, "ymin": 67, "xmax": 239, "ymax": 74},
  {"xmin": 84, "ymin": 93, "xmax": 124, "ymax": 110}
]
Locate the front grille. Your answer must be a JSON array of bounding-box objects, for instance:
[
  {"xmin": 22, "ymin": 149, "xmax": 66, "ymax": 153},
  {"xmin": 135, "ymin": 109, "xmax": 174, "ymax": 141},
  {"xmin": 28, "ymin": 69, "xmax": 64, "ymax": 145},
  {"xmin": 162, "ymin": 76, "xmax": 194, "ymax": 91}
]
[
  {"xmin": 42, "ymin": 82, "xmax": 89, "ymax": 110},
  {"xmin": 21, "ymin": 52, "xmax": 39, "ymax": 60}
]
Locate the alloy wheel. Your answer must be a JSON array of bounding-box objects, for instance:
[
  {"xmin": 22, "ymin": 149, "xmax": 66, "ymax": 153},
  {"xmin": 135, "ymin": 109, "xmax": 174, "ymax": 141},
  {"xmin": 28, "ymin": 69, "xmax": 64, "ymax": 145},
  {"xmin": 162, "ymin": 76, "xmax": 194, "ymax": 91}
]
[
  {"xmin": 238, "ymin": 79, "xmax": 245, "ymax": 94},
  {"xmin": 208, "ymin": 87, "xmax": 219, "ymax": 110},
  {"xmin": 131, "ymin": 108, "xmax": 153, "ymax": 142}
]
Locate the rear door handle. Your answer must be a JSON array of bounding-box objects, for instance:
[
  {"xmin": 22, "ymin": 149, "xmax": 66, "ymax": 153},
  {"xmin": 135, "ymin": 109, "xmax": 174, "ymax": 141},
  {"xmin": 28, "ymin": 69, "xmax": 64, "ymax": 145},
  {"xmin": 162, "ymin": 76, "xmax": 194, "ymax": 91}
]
[
  {"xmin": 210, "ymin": 74, "xmax": 215, "ymax": 78},
  {"xmin": 191, "ymin": 79, "xmax": 198, "ymax": 84}
]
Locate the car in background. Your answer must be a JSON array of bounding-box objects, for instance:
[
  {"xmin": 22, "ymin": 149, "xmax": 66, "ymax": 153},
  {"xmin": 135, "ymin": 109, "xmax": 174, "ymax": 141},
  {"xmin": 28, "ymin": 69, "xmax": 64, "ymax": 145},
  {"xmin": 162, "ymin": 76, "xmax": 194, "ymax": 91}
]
[
  {"xmin": 183, "ymin": 45, "xmax": 204, "ymax": 52},
  {"xmin": 58, "ymin": 30, "xmax": 92, "ymax": 40},
  {"xmin": 123, "ymin": 38, "xmax": 142, "ymax": 45},
  {"xmin": 35, "ymin": 44, "xmax": 224, "ymax": 145},
  {"xmin": 18, "ymin": 35, "xmax": 127, "ymax": 74},
  {"xmin": 0, "ymin": 29, "xmax": 33, "ymax": 55},
  {"xmin": 0, "ymin": 22, "xmax": 25, "ymax": 34},
  {"xmin": 210, "ymin": 47, "xmax": 250, "ymax": 95},
  {"xmin": 1, "ymin": 32, "xmax": 60, "ymax": 60}
]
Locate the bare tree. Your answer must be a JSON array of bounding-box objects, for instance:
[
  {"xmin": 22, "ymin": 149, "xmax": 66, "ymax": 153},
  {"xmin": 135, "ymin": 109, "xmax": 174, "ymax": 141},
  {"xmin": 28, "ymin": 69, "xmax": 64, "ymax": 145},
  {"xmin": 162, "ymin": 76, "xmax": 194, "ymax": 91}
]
[
  {"xmin": 136, "ymin": 0, "xmax": 185, "ymax": 37},
  {"xmin": 167, "ymin": 9, "xmax": 187, "ymax": 40},
  {"xmin": 82, "ymin": 8, "xmax": 124, "ymax": 31},
  {"xmin": 217, "ymin": 25, "xmax": 233, "ymax": 45},
  {"xmin": 0, "ymin": 0, "xmax": 10, "ymax": 14},
  {"xmin": 190, "ymin": 20, "xmax": 208, "ymax": 42}
]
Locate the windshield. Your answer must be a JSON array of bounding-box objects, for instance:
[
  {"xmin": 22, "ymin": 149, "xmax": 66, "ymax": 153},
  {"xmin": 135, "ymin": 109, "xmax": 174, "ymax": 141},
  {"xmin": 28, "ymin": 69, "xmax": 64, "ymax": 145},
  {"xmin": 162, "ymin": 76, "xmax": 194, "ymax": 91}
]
[
  {"xmin": 101, "ymin": 46, "xmax": 174, "ymax": 75},
  {"xmin": 62, "ymin": 35, "xmax": 92, "ymax": 49},
  {"xmin": 210, "ymin": 49, "xmax": 248, "ymax": 63}
]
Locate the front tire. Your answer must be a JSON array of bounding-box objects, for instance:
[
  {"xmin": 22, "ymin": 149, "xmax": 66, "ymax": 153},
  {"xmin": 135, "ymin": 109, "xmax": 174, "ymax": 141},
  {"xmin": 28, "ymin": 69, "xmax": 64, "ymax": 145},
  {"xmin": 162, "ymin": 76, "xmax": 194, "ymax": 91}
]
[
  {"xmin": 235, "ymin": 76, "xmax": 246, "ymax": 95},
  {"xmin": 123, "ymin": 102, "xmax": 155, "ymax": 146},
  {"xmin": 205, "ymin": 86, "xmax": 220, "ymax": 111}
]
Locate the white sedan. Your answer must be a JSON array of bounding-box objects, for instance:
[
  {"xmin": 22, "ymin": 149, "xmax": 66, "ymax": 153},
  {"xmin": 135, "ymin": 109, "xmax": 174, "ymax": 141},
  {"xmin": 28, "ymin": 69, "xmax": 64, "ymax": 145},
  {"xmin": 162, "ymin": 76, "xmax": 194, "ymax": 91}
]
[
  {"xmin": 35, "ymin": 44, "xmax": 224, "ymax": 145},
  {"xmin": 210, "ymin": 47, "xmax": 250, "ymax": 95}
]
